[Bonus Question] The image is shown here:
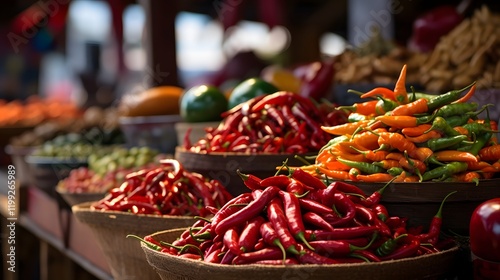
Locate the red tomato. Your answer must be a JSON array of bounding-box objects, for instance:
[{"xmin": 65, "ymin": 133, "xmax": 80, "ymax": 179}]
[{"xmin": 469, "ymin": 198, "xmax": 500, "ymax": 262}]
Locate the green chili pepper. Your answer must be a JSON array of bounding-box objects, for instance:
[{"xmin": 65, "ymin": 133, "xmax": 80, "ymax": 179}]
[
  {"xmin": 421, "ymin": 162, "xmax": 468, "ymax": 182},
  {"xmin": 426, "ymin": 82, "xmax": 476, "ymax": 112},
  {"xmin": 445, "ymin": 114, "xmax": 473, "ymax": 128},
  {"xmin": 425, "ymin": 135, "xmax": 469, "ymax": 151},
  {"xmin": 320, "ymin": 135, "xmax": 349, "ymax": 153},
  {"xmin": 458, "ymin": 132, "xmax": 492, "ymax": 156},
  {"xmin": 336, "ymin": 157, "xmax": 385, "ymax": 174},
  {"xmin": 462, "ymin": 122, "xmax": 499, "ymax": 137},
  {"xmin": 387, "ymin": 167, "xmax": 404, "ymax": 176},
  {"xmin": 425, "ymin": 116, "xmax": 460, "ymax": 137},
  {"xmin": 376, "ymin": 234, "xmax": 408, "ymax": 256},
  {"xmin": 376, "ymin": 96, "xmax": 398, "ymax": 115},
  {"xmin": 348, "ymin": 112, "xmax": 369, "ymax": 122},
  {"xmin": 436, "ymin": 102, "xmax": 478, "ymax": 118},
  {"xmin": 126, "ymin": 234, "xmax": 163, "ymax": 251}
]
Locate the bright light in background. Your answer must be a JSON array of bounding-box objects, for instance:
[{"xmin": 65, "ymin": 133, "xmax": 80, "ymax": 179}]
[
  {"xmin": 124, "ymin": 4, "xmax": 145, "ymax": 45},
  {"xmin": 69, "ymin": 0, "xmax": 111, "ymax": 42},
  {"xmin": 123, "ymin": 4, "xmax": 146, "ymax": 71},
  {"xmin": 223, "ymin": 22, "xmax": 290, "ymax": 58},
  {"xmin": 176, "ymin": 12, "xmax": 225, "ymax": 72},
  {"xmin": 320, "ymin": 33, "xmax": 347, "ymax": 56}
]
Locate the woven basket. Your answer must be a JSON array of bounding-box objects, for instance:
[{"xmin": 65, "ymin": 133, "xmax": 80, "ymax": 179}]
[
  {"xmin": 55, "ymin": 187, "xmax": 107, "ymax": 208},
  {"xmin": 72, "ymin": 203, "xmax": 195, "ymax": 280},
  {"xmin": 175, "ymin": 147, "xmax": 310, "ymax": 196},
  {"xmin": 142, "ymin": 229, "xmax": 460, "ymax": 280},
  {"xmin": 350, "ymin": 179, "xmax": 500, "ymax": 234}
]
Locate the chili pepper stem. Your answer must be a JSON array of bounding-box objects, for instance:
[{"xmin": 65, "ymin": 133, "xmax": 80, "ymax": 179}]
[
  {"xmin": 126, "ymin": 234, "xmax": 162, "ymax": 251},
  {"xmin": 436, "ymin": 191, "xmax": 457, "ymax": 219},
  {"xmin": 296, "ymin": 232, "xmax": 315, "ymax": 251}
]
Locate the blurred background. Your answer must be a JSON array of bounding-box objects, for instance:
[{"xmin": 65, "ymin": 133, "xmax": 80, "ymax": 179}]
[{"xmin": 1, "ymin": 0, "xmax": 498, "ymax": 107}]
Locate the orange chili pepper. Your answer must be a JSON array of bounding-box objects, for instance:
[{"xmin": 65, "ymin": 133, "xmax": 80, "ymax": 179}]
[
  {"xmin": 374, "ymin": 159, "xmax": 401, "ymax": 170},
  {"xmin": 390, "ymin": 98, "xmax": 428, "ymax": 116},
  {"xmin": 355, "ymin": 173, "xmax": 394, "ymax": 183},
  {"xmin": 385, "ymin": 152, "xmax": 404, "ymax": 161},
  {"xmin": 350, "ymin": 146, "xmax": 389, "ymax": 162},
  {"xmin": 378, "ymin": 132, "xmax": 418, "ymax": 155},
  {"xmin": 321, "ymin": 120, "xmax": 372, "ymax": 135},
  {"xmin": 399, "ymin": 157, "xmax": 427, "ymax": 175},
  {"xmin": 375, "ymin": 115, "xmax": 421, "ymax": 129},
  {"xmin": 401, "ymin": 124, "xmax": 433, "ymax": 137},
  {"xmin": 405, "ymin": 130, "xmax": 442, "ymax": 143},
  {"xmin": 434, "ymin": 150, "xmax": 478, "ymax": 162},
  {"xmin": 453, "ymin": 126, "xmax": 469, "ymax": 136},
  {"xmin": 337, "ymin": 100, "xmax": 379, "ymax": 116},
  {"xmin": 467, "ymin": 161, "xmax": 492, "ymax": 171},
  {"xmin": 352, "ymin": 128, "xmax": 388, "ymax": 150},
  {"xmin": 403, "ymin": 175, "xmax": 420, "ymax": 182},
  {"xmin": 323, "ymin": 161, "xmax": 351, "ymax": 171},
  {"xmin": 393, "ymin": 64, "xmax": 409, "ymax": 104},
  {"xmin": 478, "ymin": 144, "xmax": 500, "ymax": 162},
  {"xmin": 358, "ymin": 87, "xmax": 396, "ymax": 101},
  {"xmin": 316, "ymin": 166, "xmax": 350, "ymax": 180},
  {"xmin": 451, "ymin": 84, "xmax": 476, "ymax": 104}
]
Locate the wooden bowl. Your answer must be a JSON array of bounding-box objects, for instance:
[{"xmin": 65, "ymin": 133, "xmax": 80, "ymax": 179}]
[
  {"xmin": 349, "ymin": 180, "xmax": 500, "ymax": 234},
  {"xmin": 55, "ymin": 187, "xmax": 107, "ymax": 208},
  {"xmin": 175, "ymin": 147, "xmax": 309, "ymax": 196},
  {"xmin": 72, "ymin": 203, "xmax": 195, "ymax": 280},
  {"xmin": 142, "ymin": 228, "xmax": 460, "ymax": 280}
]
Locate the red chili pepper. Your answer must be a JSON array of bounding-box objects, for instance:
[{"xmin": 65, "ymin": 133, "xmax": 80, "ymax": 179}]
[
  {"xmin": 372, "ymin": 204, "xmax": 389, "ymax": 222},
  {"xmin": 211, "ymin": 193, "xmax": 253, "ymax": 229},
  {"xmin": 223, "ymin": 228, "xmax": 243, "ymax": 256},
  {"xmin": 232, "ymin": 247, "xmax": 284, "ymax": 265},
  {"xmin": 259, "ymin": 222, "xmax": 287, "ymax": 262},
  {"xmin": 352, "ymin": 249, "xmax": 382, "ymax": 262},
  {"xmin": 278, "ymin": 191, "xmax": 314, "ymax": 250},
  {"xmin": 267, "ymin": 198, "xmax": 301, "ymax": 255},
  {"xmin": 299, "ymin": 198, "xmax": 334, "ymax": 215},
  {"xmin": 236, "ymin": 170, "xmax": 263, "ymax": 191},
  {"xmin": 260, "ymin": 175, "xmax": 292, "ymax": 189},
  {"xmin": 303, "ymin": 212, "xmax": 335, "ymax": 232},
  {"xmin": 238, "ymin": 216, "xmax": 265, "ymax": 253},
  {"xmin": 215, "ymin": 186, "xmax": 279, "ymax": 235},
  {"xmin": 220, "ymin": 250, "xmax": 237, "ymax": 264},
  {"xmin": 184, "ymin": 172, "xmax": 216, "ymax": 208},
  {"xmin": 329, "ymin": 181, "xmax": 366, "ymax": 197},
  {"xmin": 309, "ymin": 236, "xmax": 374, "ymax": 258},
  {"xmin": 321, "ymin": 191, "xmax": 356, "ymax": 226},
  {"xmin": 312, "ymin": 226, "xmax": 379, "ymax": 240},
  {"xmin": 251, "ymin": 91, "xmax": 299, "ymax": 112},
  {"xmin": 281, "ymin": 104, "xmax": 301, "ymax": 131},
  {"xmin": 360, "ymin": 179, "xmax": 394, "ymax": 207},
  {"xmin": 416, "ymin": 191, "xmax": 456, "ymax": 245},
  {"xmin": 354, "ymin": 205, "xmax": 391, "ymax": 237},
  {"xmin": 291, "ymin": 168, "xmax": 326, "ymax": 190},
  {"xmin": 266, "ymin": 105, "xmax": 286, "ymax": 128},
  {"xmin": 116, "ymin": 200, "xmax": 161, "ymax": 214},
  {"xmin": 286, "ymin": 179, "xmax": 307, "ymax": 196},
  {"xmin": 296, "ymin": 244, "xmax": 339, "ymax": 264}
]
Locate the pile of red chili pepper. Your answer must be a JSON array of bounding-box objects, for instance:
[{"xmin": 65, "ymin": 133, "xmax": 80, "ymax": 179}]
[
  {"xmin": 306, "ymin": 64, "xmax": 500, "ymax": 183},
  {"xmin": 133, "ymin": 169, "xmax": 456, "ymax": 265},
  {"xmin": 185, "ymin": 91, "xmax": 348, "ymax": 154},
  {"xmin": 91, "ymin": 159, "xmax": 233, "ymax": 217}
]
